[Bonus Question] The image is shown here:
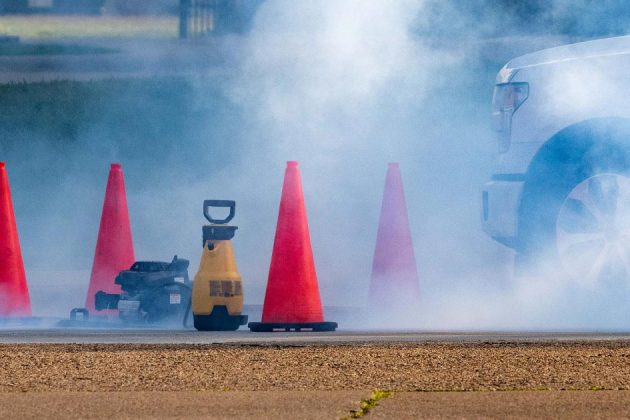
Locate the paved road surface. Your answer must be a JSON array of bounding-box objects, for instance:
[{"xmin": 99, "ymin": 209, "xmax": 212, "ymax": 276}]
[
  {"xmin": 0, "ymin": 391, "xmax": 366, "ymax": 420},
  {"xmin": 2, "ymin": 390, "xmax": 629, "ymax": 419},
  {"xmin": 373, "ymin": 391, "xmax": 630, "ymax": 419},
  {"xmin": 0, "ymin": 328, "xmax": 629, "ymax": 344}
]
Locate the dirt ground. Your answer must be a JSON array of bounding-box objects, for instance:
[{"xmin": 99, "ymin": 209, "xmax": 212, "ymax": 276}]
[{"xmin": 1, "ymin": 341, "xmax": 630, "ymax": 418}]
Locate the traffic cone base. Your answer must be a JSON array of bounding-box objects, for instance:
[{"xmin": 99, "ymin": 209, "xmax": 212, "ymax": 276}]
[
  {"xmin": 248, "ymin": 321, "xmax": 337, "ymax": 332},
  {"xmin": 249, "ymin": 161, "xmax": 336, "ymax": 332}
]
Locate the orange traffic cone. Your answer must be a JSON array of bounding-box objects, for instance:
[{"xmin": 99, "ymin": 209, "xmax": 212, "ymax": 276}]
[
  {"xmin": 84, "ymin": 163, "xmax": 135, "ymax": 313},
  {"xmin": 0, "ymin": 162, "xmax": 31, "ymax": 317},
  {"xmin": 368, "ymin": 163, "xmax": 420, "ymax": 312},
  {"xmin": 249, "ymin": 161, "xmax": 337, "ymax": 332}
]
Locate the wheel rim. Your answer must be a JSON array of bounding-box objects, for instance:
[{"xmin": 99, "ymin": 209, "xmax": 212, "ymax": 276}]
[{"xmin": 556, "ymin": 173, "xmax": 630, "ymax": 286}]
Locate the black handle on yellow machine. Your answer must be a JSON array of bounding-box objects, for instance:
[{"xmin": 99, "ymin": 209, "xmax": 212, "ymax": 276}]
[{"xmin": 203, "ymin": 200, "xmax": 235, "ymax": 224}]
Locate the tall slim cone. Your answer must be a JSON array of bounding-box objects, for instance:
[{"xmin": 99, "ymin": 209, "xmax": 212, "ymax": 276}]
[
  {"xmin": 85, "ymin": 163, "xmax": 135, "ymax": 312},
  {"xmin": 248, "ymin": 161, "xmax": 336, "ymax": 332},
  {"xmin": 369, "ymin": 163, "xmax": 420, "ymax": 310},
  {"xmin": 0, "ymin": 162, "xmax": 31, "ymax": 317}
]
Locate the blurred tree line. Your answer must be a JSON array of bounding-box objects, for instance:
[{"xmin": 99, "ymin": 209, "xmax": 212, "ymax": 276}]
[
  {"xmin": 0, "ymin": 0, "xmax": 264, "ymax": 35},
  {"xmin": 0, "ymin": 0, "xmax": 178, "ymax": 15},
  {"xmin": 420, "ymin": 0, "xmax": 630, "ymax": 38},
  {"xmin": 1, "ymin": 0, "xmax": 629, "ymax": 38}
]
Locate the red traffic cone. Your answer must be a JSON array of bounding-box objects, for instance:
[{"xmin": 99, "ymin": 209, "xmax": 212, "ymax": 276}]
[
  {"xmin": 368, "ymin": 163, "xmax": 420, "ymax": 311},
  {"xmin": 249, "ymin": 161, "xmax": 337, "ymax": 332},
  {"xmin": 84, "ymin": 163, "xmax": 135, "ymax": 313},
  {"xmin": 0, "ymin": 162, "xmax": 31, "ymax": 317}
]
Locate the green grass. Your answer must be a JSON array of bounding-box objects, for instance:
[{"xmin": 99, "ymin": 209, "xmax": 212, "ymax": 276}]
[
  {"xmin": 0, "ymin": 15, "xmax": 178, "ymax": 39},
  {"xmin": 0, "ymin": 42, "xmax": 115, "ymax": 56},
  {"xmin": 343, "ymin": 390, "xmax": 393, "ymax": 419},
  {"xmin": 0, "ymin": 78, "xmax": 191, "ymax": 144},
  {"xmin": 0, "ymin": 78, "xmax": 243, "ymax": 171}
]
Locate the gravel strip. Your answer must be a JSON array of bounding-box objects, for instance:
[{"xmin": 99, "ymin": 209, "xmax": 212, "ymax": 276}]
[{"xmin": 1, "ymin": 342, "xmax": 630, "ymax": 392}]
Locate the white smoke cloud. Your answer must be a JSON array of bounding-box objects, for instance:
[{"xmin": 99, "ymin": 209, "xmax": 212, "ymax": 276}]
[
  {"xmin": 223, "ymin": 0, "xmax": 505, "ymax": 318},
  {"xmin": 6, "ymin": 0, "xmax": 630, "ymax": 330}
]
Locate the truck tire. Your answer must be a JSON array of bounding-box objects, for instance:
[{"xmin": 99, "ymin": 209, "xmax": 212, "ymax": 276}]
[
  {"xmin": 553, "ymin": 173, "xmax": 630, "ymax": 286},
  {"xmin": 518, "ymin": 130, "xmax": 630, "ymax": 288}
]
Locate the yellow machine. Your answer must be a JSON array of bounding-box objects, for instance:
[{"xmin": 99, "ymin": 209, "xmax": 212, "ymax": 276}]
[{"xmin": 191, "ymin": 200, "xmax": 247, "ymax": 331}]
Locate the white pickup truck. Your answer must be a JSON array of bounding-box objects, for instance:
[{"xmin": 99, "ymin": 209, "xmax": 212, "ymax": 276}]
[{"xmin": 483, "ymin": 36, "xmax": 630, "ymax": 285}]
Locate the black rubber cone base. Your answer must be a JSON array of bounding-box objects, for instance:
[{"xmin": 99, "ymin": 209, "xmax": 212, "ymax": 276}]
[
  {"xmin": 194, "ymin": 305, "xmax": 248, "ymax": 331},
  {"xmin": 248, "ymin": 321, "xmax": 337, "ymax": 332}
]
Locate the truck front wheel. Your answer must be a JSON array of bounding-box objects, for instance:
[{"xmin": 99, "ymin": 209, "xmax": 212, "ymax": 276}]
[{"xmin": 555, "ymin": 173, "xmax": 630, "ymax": 286}]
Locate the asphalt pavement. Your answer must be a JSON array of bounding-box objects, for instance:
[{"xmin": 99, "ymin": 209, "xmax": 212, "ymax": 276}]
[{"xmin": 0, "ymin": 329, "xmax": 629, "ymax": 344}]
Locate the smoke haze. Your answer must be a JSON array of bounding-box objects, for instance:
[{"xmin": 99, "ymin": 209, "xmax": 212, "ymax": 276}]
[{"xmin": 2, "ymin": 0, "xmax": 629, "ymax": 329}]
